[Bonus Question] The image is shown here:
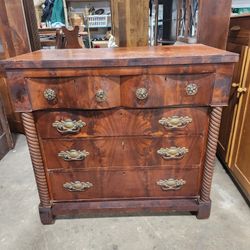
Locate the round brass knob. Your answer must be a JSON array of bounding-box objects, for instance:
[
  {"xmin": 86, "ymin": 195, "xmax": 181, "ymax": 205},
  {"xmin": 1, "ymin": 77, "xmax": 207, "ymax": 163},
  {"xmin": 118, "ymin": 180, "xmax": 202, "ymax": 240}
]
[
  {"xmin": 237, "ymin": 87, "xmax": 247, "ymax": 94},
  {"xmin": 136, "ymin": 87, "xmax": 148, "ymax": 100},
  {"xmin": 44, "ymin": 88, "xmax": 56, "ymax": 101},
  {"xmin": 95, "ymin": 89, "xmax": 107, "ymax": 102},
  {"xmin": 186, "ymin": 83, "xmax": 198, "ymax": 96}
]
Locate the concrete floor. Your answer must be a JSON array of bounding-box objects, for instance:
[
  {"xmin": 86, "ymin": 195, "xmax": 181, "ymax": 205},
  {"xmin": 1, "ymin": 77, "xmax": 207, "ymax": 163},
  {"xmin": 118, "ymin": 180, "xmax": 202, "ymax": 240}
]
[{"xmin": 0, "ymin": 135, "xmax": 249, "ymax": 250}]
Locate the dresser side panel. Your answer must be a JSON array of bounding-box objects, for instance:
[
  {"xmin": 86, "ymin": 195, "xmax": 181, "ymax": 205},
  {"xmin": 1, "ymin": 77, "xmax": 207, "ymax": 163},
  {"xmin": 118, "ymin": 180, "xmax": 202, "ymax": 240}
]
[{"xmin": 6, "ymin": 71, "xmax": 31, "ymax": 112}]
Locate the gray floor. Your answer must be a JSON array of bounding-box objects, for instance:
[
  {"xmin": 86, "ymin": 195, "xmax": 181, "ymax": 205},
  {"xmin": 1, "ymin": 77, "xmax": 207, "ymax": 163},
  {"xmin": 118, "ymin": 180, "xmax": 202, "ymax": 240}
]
[{"xmin": 0, "ymin": 135, "xmax": 249, "ymax": 250}]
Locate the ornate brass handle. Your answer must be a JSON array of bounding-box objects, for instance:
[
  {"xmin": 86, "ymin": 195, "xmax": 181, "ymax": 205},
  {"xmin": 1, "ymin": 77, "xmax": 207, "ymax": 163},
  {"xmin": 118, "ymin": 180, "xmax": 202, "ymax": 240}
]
[
  {"xmin": 159, "ymin": 116, "xmax": 192, "ymax": 129},
  {"xmin": 52, "ymin": 119, "xmax": 86, "ymax": 134},
  {"xmin": 63, "ymin": 181, "xmax": 93, "ymax": 192},
  {"xmin": 44, "ymin": 88, "xmax": 56, "ymax": 101},
  {"xmin": 96, "ymin": 89, "xmax": 107, "ymax": 102},
  {"xmin": 136, "ymin": 87, "xmax": 148, "ymax": 100},
  {"xmin": 58, "ymin": 149, "xmax": 89, "ymax": 161},
  {"xmin": 157, "ymin": 146, "xmax": 188, "ymax": 160},
  {"xmin": 156, "ymin": 178, "xmax": 186, "ymax": 191},
  {"xmin": 186, "ymin": 83, "xmax": 198, "ymax": 96}
]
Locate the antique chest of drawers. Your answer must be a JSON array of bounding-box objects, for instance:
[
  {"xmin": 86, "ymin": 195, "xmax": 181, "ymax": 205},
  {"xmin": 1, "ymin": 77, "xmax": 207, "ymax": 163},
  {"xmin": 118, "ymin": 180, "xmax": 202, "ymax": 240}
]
[{"xmin": 2, "ymin": 45, "xmax": 238, "ymax": 224}]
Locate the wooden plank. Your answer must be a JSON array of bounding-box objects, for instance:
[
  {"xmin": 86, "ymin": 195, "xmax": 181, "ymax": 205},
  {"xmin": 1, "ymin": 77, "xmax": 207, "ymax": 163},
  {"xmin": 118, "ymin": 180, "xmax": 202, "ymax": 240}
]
[
  {"xmin": 197, "ymin": 0, "xmax": 232, "ymax": 49},
  {"xmin": 1, "ymin": 44, "xmax": 239, "ymax": 69},
  {"xmin": 0, "ymin": 0, "xmax": 30, "ymax": 133},
  {"xmin": 111, "ymin": 0, "xmax": 149, "ymax": 47}
]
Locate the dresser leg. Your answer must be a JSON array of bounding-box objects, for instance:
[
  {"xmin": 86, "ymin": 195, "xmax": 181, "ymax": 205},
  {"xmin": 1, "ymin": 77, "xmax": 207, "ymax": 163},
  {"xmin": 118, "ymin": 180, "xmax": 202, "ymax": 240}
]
[
  {"xmin": 39, "ymin": 205, "xmax": 55, "ymax": 225},
  {"xmin": 196, "ymin": 199, "xmax": 211, "ymax": 219}
]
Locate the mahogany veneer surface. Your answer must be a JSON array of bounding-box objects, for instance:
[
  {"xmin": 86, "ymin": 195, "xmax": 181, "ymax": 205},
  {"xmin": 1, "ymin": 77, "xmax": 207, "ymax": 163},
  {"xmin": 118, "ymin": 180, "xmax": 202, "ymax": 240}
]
[{"xmin": 1, "ymin": 45, "xmax": 238, "ymax": 224}]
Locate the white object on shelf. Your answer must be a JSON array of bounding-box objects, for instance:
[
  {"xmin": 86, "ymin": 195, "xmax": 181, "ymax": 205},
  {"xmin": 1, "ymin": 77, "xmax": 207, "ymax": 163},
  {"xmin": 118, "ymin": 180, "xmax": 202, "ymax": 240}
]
[{"xmin": 87, "ymin": 15, "xmax": 109, "ymax": 28}]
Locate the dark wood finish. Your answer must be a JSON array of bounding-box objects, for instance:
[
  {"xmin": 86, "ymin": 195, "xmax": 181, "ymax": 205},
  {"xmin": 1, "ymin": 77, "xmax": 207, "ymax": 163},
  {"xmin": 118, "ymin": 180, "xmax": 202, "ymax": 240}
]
[
  {"xmin": 176, "ymin": 0, "xmax": 231, "ymax": 50},
  {"xmin": 197, "ymin": 0, "xmax": 232, "ymax": 50},
  {"xmin": 1, "ymin": 44, "xmax": 238, "ymax": 69},
  {"xmin": 41, "ymin": 136, "xmax": 205, "ymax": 170},
  {"xmin": 200, "ymin": 107, "xmax": 222, "ymax": 203},
  {"xmin": 22, "ymin": 113, "xmax": 51, "ymax": 208},
  {"xmin": 217, "ymin": 16, "xmax": 250, "ymax": 202},
  {"xmin": 3, "ymin": 45, "xmax": 237, "ymax": 224},
  {"xmin": 35, "ymin": 107, "xmax": 209, "ymax": 138},
  {"xmin": 22, "ymin": 0, "xmax": 41, "ymax": 51},
  {"xmin": 52, "ymin": 198, "xmax": 199, "ymax": 215},
  {"xmin": 48, "ymin": 168, "xmax": 200, "ymax": 201},
  {"xmin": 121, "ymin": 74, "xmax": 215, "ymax": 107},
  {"xmin": 0, "ymin": 0, "xmax": 31, "ymax": 133},
  {"xmin": 0, "ymin": 95, "xmax": 14, "ymax": 159},
  {"xmin": 61, "ymin": 26, "xmax": 84, "ymax": 49},
  {"xmin": 26, "ymin": 76, "xmax": 120, "ymax": 110}
]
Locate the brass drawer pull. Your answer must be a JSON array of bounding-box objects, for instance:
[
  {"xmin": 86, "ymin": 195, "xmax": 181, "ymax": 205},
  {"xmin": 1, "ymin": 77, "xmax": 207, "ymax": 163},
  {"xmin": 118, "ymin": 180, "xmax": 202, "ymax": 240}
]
[
  {"xmin": 136, "ymin": 87, "xmax": 148, "ymax": 100},
  {"xmin": 52, "ymin": 119, "xmax": 86, "ymax": 134},
  {"xmin": 63, "ymin": 181, "xmax": 93, "ymax": 192},
  {"xmin": 44, "ymin": 88, "xmax": 56, "ymax": 101},
  {"xmin": 96, "ymin": 89, "xmax": 107, "ymax": 102},
  {"xmin": 186, "ymin": 83, "xmax": 198, "ymax": 95},
  {"xmin": 58, "ymin": 149, "xmax": 89, "ymax": 161},
  {"xmin": 159, "ymin": 116, "xmax": 192, "ymax": 129},
  {"xmin": 157, "ymin": 146, "xmax": 188, "ymax": 160},
  {"xmin": 157, "ymin": 178, "xmax": 186, "ymax": 191}
]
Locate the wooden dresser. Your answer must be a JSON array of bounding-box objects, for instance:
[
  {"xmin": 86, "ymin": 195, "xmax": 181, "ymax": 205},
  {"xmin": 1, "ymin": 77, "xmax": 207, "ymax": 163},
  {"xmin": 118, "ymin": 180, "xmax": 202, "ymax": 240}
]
[{"xmin": 1, "ymin": 45, "xmax": 238, "ymax": 224}]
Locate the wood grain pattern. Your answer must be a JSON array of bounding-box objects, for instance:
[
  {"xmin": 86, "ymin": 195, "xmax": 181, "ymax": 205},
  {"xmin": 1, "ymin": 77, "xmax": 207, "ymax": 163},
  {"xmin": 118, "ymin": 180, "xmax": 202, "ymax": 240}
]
[
  {"xmin": 0, "ymin": 95, "xmax": 13, "ymax": 159},
  {"xmin": 26, "ymin": 76, "xmax": 120, "ymax": 110},
  {"xmin": 52, "ymin": 198, "xmax": 199, "ymax": 216},
  {"xmin": 35, "ymin": 107, "xmax": 209, "ymax": 138},
  {"xmin": 218, "ymin": 16, "xmax": 250, "ymax": 202},
  {"xmin": 22, "ymin": 113, "xmax": 51, "ymax": 207},
  {"xmin": 2, "ymin": 45, "xmax": 237, "ymax": 223},
  {"xmin": 197, "ymin": 0, "xmax": 232, "ymax": 50},
  {"xmin": 0, "ymin": 0, "xmax": 31, "ymax": 132},
  {"xmin": 111, "ymin": 0, "xmax": 149, "ymax": 47},
  {"xmin": 48, "ymin": 168, "xmax": 200, "ymax": 201},
  {"xmin": 1, "ymin": 44, "xmax": 238, "ymax": 69},
  {"xmin": 41, "ymin": 136, "xmax": 205, "ymax": 170},
  {"xmin": 121, "ymin": 74, "xmax": 215, "ymax": 107},
  {"xmin": 201, "ymin": 107, "xmax": 223, "ymax": 202}
]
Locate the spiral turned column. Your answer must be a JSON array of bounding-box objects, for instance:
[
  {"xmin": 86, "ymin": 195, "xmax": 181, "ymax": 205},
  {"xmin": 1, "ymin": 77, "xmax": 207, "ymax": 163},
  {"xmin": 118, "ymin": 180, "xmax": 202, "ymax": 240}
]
[
  {"xmin": 200, "ymin": 107, "xmax": 223, "ymax": 202},
  {"xmin": 22, "ymin": 113, "xmax": 51, "ymax": 208}
]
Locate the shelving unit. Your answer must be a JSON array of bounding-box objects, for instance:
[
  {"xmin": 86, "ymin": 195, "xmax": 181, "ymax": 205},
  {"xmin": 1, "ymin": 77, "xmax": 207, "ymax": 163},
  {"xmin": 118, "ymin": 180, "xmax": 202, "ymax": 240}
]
[{"xmin": 65, "ymin": 0, "xmax": 111, "ymax": 47}]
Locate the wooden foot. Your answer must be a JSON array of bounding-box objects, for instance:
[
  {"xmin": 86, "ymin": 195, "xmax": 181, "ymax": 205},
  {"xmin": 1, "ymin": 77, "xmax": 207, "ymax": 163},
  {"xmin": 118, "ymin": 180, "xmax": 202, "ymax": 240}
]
[
  {"xmin": 196, "ymin": 199, "xmax": 211, "ymax": 219},
  {"xmin": 39, "ymin": 205, "xmax": 55, "ymax": 225}
]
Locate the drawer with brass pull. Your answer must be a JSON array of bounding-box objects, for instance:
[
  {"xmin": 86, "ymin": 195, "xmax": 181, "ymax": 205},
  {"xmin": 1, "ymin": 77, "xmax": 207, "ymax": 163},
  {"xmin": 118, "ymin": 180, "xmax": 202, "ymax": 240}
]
[
  {"xmin": 41, "ymin": 136, "xmax": 206, "ymax": 170},
  {"xmin": 48, "ymin": 168, "xmax": 200, "ymax": 201},
  {"xmin": 35, "ymin": 107, "xmax": 209, "ymax": 138},
  {"xmin": 121, "ymin": 73, "xmax": 215, "ymax": 107},
  {"xmin": 26, "ymin": 76, "xmax": 120, "ymax": 110}
]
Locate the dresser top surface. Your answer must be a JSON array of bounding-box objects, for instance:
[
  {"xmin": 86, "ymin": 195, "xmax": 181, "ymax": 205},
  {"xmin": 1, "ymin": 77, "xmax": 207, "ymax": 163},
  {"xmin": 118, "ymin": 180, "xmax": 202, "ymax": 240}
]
[{"xmin": 2, "ymin": 44, "xmax": 238, "ymax": 69}]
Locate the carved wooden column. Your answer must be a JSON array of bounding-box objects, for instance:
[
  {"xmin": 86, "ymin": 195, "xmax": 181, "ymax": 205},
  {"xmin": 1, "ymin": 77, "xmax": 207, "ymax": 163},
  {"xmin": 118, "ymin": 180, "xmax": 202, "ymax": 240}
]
[
  {"xmin": 22, "ymin": 113, "xmax": 54, "ymax": 224},
  {"xmin": 197, "ymin": 107, "xmax": 223, "ymax": 219}
]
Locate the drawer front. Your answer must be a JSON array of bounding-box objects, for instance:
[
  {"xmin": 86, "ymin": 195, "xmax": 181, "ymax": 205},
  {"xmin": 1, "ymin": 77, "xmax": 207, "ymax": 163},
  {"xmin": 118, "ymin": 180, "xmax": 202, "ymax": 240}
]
[
  {"xmin": 26, "ymin": 76, "xmax": 120, "ymax": 110},
  {"xmin": 49, "ymin": 168, "xmax": 200, "ymax": 201},
  {"xmin": 121, "ymin": 74, "xmax": 215, "ymax": 107},
  {"xmin": 41, "ymin": 136, "xmax": 206, "ymax": 170},
  {"xmin": 35, "ymin": 107, "xmax": 209, "ymax": 138}
]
